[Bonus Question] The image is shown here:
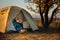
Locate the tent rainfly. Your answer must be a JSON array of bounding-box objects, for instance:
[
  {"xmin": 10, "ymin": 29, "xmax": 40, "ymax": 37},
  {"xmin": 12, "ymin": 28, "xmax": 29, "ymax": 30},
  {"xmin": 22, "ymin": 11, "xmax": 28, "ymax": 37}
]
[{"xmin": 0, "ymin": 6, "xmax": 39, "ymax": 33}]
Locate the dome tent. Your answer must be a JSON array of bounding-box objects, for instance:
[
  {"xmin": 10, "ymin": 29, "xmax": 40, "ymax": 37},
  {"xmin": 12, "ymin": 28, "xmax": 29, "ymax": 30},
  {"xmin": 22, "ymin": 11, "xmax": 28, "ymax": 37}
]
[{"xmin": 0, "ymin": 6, "xmax": 39, "ymax": 33}]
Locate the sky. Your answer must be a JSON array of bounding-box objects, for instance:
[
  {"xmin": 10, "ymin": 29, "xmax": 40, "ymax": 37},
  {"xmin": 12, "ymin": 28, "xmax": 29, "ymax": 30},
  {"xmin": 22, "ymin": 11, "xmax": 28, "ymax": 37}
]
[{"xmin": 0, "ymin": 0, "xmax": 27, "ymax": 8}]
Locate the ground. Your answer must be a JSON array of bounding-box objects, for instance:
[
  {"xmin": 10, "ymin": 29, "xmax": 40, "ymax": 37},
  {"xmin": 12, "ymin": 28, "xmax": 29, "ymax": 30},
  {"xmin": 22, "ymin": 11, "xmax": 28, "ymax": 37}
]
[{"xmin": 0, "ymin": 32, "xmax": 60, "ymax": 40}]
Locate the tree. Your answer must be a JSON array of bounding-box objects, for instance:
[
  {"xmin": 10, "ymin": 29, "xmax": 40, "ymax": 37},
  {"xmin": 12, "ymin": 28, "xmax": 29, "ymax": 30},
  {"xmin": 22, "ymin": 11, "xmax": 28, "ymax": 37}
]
[{"xmin": 25, "ymin": 0, "xmax": 59, "ymax": 31}]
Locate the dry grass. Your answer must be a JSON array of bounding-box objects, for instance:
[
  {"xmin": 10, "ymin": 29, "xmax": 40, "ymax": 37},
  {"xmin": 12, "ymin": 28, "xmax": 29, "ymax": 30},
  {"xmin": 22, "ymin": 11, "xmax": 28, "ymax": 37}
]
[{"xmin": 0, "ymin": 33, "xmax": 60, "ymax": 40}]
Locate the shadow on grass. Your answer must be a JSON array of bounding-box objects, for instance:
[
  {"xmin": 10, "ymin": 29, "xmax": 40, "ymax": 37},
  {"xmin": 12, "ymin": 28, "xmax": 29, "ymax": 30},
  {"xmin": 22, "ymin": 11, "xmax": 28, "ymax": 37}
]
[{"xmin": 26, "ymin": 27, "xmax": 60, "ymax": 33}]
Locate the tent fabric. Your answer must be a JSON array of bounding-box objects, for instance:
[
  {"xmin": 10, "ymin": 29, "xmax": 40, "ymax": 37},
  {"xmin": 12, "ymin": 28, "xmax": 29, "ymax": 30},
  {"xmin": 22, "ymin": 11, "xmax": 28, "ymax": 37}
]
[
  {"xmin": 23, "ymin": 21, "xmax": 29, "ymax": 28},
  {"xmin": 7, "ymin": 22, "xmax": 16, "ymax": 31},
  {"xmin": 22, "ymin": 9, "xmax": 39, "ymax": 31}
]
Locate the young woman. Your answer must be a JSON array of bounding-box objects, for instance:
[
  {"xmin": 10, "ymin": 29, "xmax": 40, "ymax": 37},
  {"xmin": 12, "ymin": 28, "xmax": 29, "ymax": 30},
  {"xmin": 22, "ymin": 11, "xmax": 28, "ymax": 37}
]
[{"xmin": 7, "ymin": 17, "xmax": 26, "ymax": 33}]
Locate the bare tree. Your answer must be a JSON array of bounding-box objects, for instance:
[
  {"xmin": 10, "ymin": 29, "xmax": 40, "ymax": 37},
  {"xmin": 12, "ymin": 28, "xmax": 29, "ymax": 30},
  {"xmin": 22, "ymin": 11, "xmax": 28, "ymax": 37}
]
[{"xmin": 25, "ymin": 0, "xmax": 59, "ymax": 30}]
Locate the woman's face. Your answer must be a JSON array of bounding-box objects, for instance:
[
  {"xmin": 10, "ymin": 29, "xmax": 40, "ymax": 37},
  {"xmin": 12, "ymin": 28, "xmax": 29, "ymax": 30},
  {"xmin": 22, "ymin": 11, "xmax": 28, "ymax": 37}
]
[
  {"xmin": 15, "ymin": 17, "xmax": 20, "ymax": 22},
  {"xmin": 16, "ymin": 20, "xmax": 19, "ymax": 22}
]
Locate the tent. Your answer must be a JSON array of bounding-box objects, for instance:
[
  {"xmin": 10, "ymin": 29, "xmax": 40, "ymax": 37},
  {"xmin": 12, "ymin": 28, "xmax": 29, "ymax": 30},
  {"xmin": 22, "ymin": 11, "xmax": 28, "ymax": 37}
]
[{"xmin": 0, "ymin": 6, "xmax": 39, "ymax": 33}]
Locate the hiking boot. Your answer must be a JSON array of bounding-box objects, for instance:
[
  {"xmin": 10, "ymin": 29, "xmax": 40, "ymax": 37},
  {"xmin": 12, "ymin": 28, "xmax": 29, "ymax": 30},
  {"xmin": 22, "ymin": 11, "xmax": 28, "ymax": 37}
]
[{"xmin": 20, "ymin": 29, "xmax": 27, "ymax": 34}]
